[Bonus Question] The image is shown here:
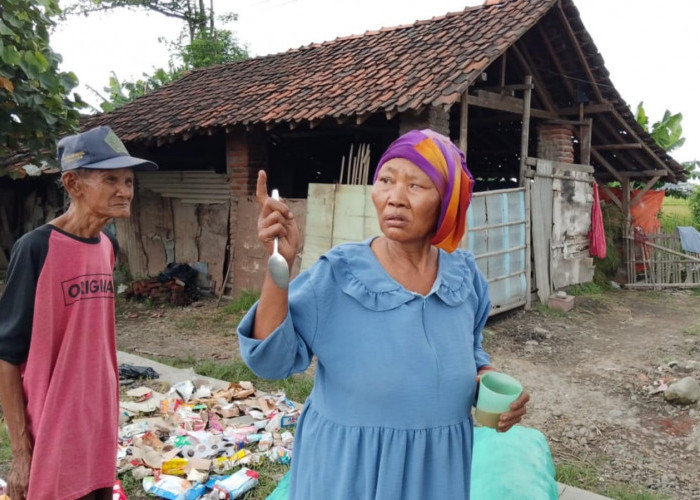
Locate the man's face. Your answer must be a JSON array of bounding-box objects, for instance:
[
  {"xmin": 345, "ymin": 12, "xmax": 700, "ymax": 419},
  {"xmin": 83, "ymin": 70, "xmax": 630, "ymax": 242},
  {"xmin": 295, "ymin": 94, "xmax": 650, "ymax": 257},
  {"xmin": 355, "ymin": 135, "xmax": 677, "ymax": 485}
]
[{"xmin": 77, "ymin": 168, "xmax": 135, "ymax": 219}]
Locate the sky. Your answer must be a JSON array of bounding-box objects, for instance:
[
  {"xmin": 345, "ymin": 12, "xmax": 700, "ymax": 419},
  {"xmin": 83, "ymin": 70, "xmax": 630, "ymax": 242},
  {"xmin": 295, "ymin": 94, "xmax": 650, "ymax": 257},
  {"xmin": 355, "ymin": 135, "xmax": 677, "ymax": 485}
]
[{"xmin": 52, "ymin": 0, "xmax": 700, "ymax": 164}]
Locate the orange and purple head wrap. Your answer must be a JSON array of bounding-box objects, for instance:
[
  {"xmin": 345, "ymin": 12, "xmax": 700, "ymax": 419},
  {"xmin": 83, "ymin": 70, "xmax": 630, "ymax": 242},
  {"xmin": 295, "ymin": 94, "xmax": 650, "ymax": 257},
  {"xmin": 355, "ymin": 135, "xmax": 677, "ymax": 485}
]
[{"xmin": 373, "ymin": 129, "xmax": 474, "ymax": 253}]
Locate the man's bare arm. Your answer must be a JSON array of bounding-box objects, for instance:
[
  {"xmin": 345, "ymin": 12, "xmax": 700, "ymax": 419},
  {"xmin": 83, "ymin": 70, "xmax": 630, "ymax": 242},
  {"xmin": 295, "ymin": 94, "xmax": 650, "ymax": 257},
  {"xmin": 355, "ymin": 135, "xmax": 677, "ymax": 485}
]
[{"xmin": 0, "ymin": 360, "xmax": 32, "ymax": 500}]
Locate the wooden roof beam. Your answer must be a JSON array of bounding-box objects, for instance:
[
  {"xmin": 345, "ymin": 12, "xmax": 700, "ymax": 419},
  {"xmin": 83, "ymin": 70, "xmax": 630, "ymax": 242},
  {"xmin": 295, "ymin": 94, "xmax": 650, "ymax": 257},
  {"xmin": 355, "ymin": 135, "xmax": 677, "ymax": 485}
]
[
  {"xmin": 631, "ymin": 176, "xmax": 662, "ymax": 206},
  {"xmin": 592, "ymin": 143, "xmax": 642, "ymax": 151},
  {"xmin": 510, "ymin": 44, "xmax": 558, "ymax": 113},
  {"xmin": 536, "ymin": 22, "xmax": 576, "ymax": 101},
  {"xmin": 619, "ymin": 170, "xmax": 668, "ymax": 177},
  {"xmin": 590, "ymin": 148, "xmax": 623, "ymax": 183},
  {"xmin": 558, "ymin": 102, "xmax": 613, "ymax": 115},
  {"xmin": 466, "ymin": 90, "xmax": 558, "ymax": 120},
  {"xmin": 555, "ymin": 4, "xmax": 604, "ymax": 102},
  {"xmin": 598, "ymin": 113, "xmax": 675, "ymax": 178},
  {"xmin": 609, "ymin": 108, "xmax": 671, "ymax": 177},
  {"xmin": 599, "ymin": 184, "xmax": 622, "ymax": 210}
]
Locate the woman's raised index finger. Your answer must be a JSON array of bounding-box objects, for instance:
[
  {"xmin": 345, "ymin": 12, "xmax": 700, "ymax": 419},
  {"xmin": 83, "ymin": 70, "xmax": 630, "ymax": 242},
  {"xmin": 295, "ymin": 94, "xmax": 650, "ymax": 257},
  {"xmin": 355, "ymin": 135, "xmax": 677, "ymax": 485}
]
[{"xmin": 256, "ymin": 170, "xmax": 269, "ymax": 207}]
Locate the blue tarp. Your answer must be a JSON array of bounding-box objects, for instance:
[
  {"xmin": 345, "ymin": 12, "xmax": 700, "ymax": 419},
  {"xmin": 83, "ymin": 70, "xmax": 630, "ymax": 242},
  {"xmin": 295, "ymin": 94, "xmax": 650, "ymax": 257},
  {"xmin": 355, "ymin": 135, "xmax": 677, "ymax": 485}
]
[{"xmin": 677, "ymin": 226, "xmax": 700, "ymax": 254}]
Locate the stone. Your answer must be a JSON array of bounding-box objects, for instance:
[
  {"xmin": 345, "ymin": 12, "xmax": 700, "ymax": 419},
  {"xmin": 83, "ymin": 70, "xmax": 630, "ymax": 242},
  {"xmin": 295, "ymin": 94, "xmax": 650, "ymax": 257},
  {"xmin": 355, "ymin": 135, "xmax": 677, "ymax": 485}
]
[
  {"xmin": 608, "ymin": 409, "xmax": 623, "ymax": 418},
  {"xmin": 664, "ymin": 377, "xmax": 700, "ymax": 405}
]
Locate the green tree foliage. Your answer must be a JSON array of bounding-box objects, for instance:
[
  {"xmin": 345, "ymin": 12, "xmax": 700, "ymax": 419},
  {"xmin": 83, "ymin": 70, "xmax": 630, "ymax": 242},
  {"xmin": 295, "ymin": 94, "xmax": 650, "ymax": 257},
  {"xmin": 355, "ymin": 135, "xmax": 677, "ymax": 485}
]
[
  {"xmin": 635, "ymin": 101, "xmax": 685, "ymax": 152},
  {"xmin": 688, "ymin": 186, "xmax": 700, "ymax": 229},
  {"xmin": 0, "ymin": 0, "xmax": 84, "ymax": 168},
  {"xmin": 635, "ymin": 102, "xmax": 699, "ymax": 184},
  {"xmin": 68, "ymin": 0, "xmax": 248, "ymax": 112}
]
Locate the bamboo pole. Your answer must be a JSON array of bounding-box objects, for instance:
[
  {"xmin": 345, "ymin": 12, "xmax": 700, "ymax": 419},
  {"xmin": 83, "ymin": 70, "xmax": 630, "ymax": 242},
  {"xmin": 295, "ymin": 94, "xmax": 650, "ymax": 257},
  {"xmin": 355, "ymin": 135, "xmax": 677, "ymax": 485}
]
[{"xmin": 340, "ymin": 155, "xmax": 346, "ymax": 185}]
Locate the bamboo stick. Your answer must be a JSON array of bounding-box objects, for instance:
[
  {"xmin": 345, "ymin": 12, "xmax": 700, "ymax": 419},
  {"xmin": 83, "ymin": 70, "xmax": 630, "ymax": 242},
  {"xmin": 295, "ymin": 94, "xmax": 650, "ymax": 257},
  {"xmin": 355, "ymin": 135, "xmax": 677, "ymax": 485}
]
[{"xmin": 340, "ymin": 155, "xmax": 345, "ymax": 185}]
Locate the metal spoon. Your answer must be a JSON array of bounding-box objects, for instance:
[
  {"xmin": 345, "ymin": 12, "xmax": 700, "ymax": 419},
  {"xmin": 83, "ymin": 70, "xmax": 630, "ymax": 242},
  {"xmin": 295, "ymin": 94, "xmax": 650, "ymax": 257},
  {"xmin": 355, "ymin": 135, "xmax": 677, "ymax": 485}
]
[{"xmin": 268, "ymin": 189, "xmax": 290, "ymax": 289}]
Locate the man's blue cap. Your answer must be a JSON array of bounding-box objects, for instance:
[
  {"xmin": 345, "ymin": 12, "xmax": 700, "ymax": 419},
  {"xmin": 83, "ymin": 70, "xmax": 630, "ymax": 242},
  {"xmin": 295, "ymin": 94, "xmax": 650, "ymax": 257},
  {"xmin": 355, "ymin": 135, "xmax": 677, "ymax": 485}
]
[{"xmin": 57, "ymin": 126, "xmax": 158, "ymax": 172}]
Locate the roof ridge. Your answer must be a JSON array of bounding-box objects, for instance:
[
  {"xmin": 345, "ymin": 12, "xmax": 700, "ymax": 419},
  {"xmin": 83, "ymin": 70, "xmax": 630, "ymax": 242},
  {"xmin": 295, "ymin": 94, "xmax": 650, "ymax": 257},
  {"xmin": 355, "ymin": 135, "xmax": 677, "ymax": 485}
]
[
  {"xmin": 180, "ymin": 2, "xmax": 505, "ymax": 73},
  {"xmin": 250, "ymin": 3, "xmax": 488, "ymax": 59}
]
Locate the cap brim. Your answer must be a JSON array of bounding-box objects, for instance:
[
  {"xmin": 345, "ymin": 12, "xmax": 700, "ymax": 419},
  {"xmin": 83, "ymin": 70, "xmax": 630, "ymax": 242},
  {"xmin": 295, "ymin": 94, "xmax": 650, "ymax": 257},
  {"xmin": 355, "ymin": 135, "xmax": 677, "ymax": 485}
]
[{"xmin": 73, "ymin": 155, "xmax": 158, "ymax": 171}]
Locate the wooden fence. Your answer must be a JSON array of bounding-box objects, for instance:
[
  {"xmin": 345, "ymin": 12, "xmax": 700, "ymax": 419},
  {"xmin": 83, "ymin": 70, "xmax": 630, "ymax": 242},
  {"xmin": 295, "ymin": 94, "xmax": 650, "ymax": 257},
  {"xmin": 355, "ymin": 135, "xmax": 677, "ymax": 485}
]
[{"xmin": 627, "ymin": 232, "xmax": 700, "ymax": 288}]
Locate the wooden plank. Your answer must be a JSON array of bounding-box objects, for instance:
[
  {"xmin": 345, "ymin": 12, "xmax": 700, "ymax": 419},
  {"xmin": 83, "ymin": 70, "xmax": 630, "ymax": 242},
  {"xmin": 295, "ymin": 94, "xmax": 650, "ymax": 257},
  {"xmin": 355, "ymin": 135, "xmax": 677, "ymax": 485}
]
[
  {"xmin": 114, "ymin": 191, "xmax": 147, "ymax": 277},
  {"xmin": 459, "ymin": 90, "xmax": 469, "ymax": 155},
  {"xmin": 555, "ymin": 5, "xmax": 604, "ymax": 102},
  {"xmin": 525, "ymin": 157, "xmax": 595, "ymax": 174},
  {"xmin": 362, "ymin": 186, "xmax": 381, "ymax": 238},
  {"xmin": 550, "ymin": 168, "xmax": 595, "ymax": 289},
  {"xmin": 599, "ymin": 184, "xmax": 622, "ymax": 210},
  {"xmin": 509, "ymin": 44, "xmax": 558, "ymax": 113},
  {"xmin": 610, "ymin": 108, "xmax": 671, "ymax": 177},
  {"xmin": 619, "ymin": 169, "xmax": 668, "ymax": 177},
  {"xmin": 557, "ymin": 102, "xmax": 613, "ymax": 115},
  {"xmin": 137, "ymin": 192, "xmax": 173, "ymax": 276},
  {"xmin": 531, "ymin": 159, "xmax": 553, "ymax": 303},
  {"xmin": 592, "ymin": 143, "xmax": 643, "ymax": 151},
  {"xmin": 172, "ymin": 200, "xmax": 199, "ymax": 264},
  {"xmin": 519, "ymin": 75, "xmax": 532, "ymax": 186},
  {"xmin": 580, "ymin": 119, "xmax": 592, "ymax": 166},
  {"xmin": 590, "ymin": 148, "xmax": 623, "ymax": 183},
  {"xmin": 466, "ymin": 91, "xmax": 558, "ymax": 120},
  {"xmin": 301, "ymin": 183, "xmax": 336, "ymax": 270},
  {"xmin": 622, "ymin": 179, "xmax": 632, "ymax": 283},
  {"xmin": 642, "ymin": 241, "xmax": 700, "ymax": 264},
  {"xmin": 332, "ymin": 185, "xmax": 367, "ymax": 244},
  {"xmin": 630, "ymin": 176, "xmax": 661, "ymax": 206}
]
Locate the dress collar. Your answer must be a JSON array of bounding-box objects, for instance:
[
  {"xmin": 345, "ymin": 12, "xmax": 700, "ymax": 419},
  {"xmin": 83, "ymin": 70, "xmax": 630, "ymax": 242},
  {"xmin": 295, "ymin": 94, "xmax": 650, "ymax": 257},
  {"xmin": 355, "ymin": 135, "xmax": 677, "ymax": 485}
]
[{"xmin": 322, "ymin": 238, "xmax": 473, "ymax": 311}]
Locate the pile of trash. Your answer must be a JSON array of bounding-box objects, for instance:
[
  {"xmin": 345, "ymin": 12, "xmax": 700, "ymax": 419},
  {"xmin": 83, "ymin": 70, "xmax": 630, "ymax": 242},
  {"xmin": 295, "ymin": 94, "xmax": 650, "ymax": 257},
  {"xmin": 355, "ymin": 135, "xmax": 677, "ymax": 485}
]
[
  {"xmin": 124, "ymin": 263, "xmax": 200, "ymax": 306},
  {"xmin": 118, "ymin": 378, "xmax": 300, "ymax": 499}
]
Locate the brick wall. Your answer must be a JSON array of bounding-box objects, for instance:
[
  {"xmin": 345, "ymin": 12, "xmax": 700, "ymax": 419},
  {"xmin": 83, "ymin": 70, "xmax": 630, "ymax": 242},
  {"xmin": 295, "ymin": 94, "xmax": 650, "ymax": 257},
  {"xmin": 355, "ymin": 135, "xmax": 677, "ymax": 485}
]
[
  {"xmin": 399, "ymin": 106, "xmax": 450, "ymax": 136},
  {"xmin": 537, "ymin": 123, "xmax": 575, "ymax": 164},
  {"xmin": 224, "ymin": 129, "xmax": 269, "ymax": 295}
]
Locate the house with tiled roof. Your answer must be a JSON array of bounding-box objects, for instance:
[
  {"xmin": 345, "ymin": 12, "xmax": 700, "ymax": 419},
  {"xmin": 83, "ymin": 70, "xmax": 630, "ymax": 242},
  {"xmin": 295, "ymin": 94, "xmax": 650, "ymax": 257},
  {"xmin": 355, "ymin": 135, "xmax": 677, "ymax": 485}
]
[{"xmin": 2, "ymin": 0, "xmax": 688, "ymax": 304}]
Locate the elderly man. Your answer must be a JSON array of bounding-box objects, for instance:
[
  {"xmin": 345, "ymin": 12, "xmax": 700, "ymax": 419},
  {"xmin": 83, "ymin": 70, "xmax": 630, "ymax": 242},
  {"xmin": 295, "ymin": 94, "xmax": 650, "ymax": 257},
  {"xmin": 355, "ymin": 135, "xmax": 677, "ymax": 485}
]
[{"xmin": 0, "ymin": 126, "xmax": 157, "ymax": 500}]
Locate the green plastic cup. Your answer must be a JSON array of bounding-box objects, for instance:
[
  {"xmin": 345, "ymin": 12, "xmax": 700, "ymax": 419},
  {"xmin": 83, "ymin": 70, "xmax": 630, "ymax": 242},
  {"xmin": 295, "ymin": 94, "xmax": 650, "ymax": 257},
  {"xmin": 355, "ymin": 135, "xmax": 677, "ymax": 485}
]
[{"xmin": 475, "ymin": 371, "xmax": 523, "ymax": 429}]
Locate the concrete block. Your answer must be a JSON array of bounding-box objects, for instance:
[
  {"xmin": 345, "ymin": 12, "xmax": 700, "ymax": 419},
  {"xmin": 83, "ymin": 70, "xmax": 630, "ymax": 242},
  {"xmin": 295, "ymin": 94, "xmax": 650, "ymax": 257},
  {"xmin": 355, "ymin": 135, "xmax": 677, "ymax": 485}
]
[{"xmin": 548, "ymin": 294, "xmax": 574, "ymax": 312}]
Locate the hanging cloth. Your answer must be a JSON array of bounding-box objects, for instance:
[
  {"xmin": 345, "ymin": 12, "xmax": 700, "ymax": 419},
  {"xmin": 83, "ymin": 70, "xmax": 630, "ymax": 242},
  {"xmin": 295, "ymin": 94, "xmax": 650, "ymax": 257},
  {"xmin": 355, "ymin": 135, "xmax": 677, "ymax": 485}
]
[{"xmin": 589, "ymin": 183, "xmax": 607, "ymax": 258}]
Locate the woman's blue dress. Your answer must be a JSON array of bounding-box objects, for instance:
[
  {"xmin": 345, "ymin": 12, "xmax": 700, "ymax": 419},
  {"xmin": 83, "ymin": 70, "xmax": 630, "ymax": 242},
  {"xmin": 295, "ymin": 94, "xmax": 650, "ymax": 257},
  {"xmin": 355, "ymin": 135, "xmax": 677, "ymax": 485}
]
[{"xmin": 238, "ymin": 239, "xmax": 491, "ymax": 500}]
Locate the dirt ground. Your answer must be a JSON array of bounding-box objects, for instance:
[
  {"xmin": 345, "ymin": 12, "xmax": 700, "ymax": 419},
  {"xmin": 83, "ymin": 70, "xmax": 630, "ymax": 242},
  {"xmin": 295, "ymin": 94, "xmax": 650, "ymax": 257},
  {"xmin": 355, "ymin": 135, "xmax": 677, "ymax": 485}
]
[
  {"xmin": 0, "ymin": 286, "xmax": 698, "ymax": 496},
  {"xmin": 115, "ymin": 288, "xmax": 700, "ymax": 499}
]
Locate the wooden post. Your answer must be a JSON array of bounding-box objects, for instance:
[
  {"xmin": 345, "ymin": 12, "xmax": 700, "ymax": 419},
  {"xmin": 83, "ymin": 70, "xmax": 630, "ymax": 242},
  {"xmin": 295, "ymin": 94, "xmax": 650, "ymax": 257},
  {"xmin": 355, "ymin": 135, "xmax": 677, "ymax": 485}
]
[
  {"xmin": 580, "ymin": 118, "xmax": 592, "ymax": 166},
  {"xmin": 459, "ymin": 90, "xmax": 469, "ymax": 156},
  {"xmin": 621, "ymin": 178, "xmax": 632, "ymax": 283},
  {"xmin": 521, "ymin": 75, "xmax": 533, "ymax": 307},
  {"xmin": 519, "ymin": 75, "xmax": 533, "ymax": 187},
  {"xmin": 525, "ymin": 165, "xmax": 533, "ymax": 310}
]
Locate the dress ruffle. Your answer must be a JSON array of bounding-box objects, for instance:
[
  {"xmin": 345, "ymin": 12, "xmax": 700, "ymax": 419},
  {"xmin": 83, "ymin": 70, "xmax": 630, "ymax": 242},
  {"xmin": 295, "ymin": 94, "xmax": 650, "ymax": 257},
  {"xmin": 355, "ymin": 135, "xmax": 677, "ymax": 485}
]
[{"xmin": 322, "ymin": 238, "xmax": 475, "ymax": 310}]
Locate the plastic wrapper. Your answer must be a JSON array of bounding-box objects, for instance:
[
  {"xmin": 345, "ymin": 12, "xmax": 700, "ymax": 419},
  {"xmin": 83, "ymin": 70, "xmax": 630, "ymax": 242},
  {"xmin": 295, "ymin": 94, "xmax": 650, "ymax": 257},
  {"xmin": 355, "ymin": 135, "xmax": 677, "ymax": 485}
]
[
  {"xmin": 148, "ymin": 474, "xmax": 192, "ymax": 499},
  {"xmin": 267, "ymin": 446, "xmax": 292, "ymax": 465},
  {"xmin": 212, "ymin": 468, "xmax": 259, "ymax": 499}
]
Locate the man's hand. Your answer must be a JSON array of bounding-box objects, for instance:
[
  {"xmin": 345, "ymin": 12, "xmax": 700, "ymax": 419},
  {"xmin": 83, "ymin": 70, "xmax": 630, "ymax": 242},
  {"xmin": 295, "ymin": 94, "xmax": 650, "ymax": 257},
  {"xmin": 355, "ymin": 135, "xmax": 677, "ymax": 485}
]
[{"xmin": 8, "ymin": 450, "xmax": 31, "ymax": 500}]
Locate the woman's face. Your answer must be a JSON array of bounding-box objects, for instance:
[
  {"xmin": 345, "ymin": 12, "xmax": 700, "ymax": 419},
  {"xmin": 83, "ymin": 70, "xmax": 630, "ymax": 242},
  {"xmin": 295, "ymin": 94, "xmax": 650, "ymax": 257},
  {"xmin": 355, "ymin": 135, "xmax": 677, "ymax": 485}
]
[{"xmin": 371, "ymin": 158, "xmax": 442, "ymax": 246}]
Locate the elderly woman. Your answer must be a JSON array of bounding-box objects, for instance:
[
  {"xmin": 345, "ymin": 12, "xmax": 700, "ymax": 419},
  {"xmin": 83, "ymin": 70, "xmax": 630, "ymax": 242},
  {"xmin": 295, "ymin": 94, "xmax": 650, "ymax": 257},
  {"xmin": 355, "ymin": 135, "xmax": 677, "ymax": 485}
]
[{"xmin": 238, "ymin": 129, "xmax": 529, "ymax": 499}]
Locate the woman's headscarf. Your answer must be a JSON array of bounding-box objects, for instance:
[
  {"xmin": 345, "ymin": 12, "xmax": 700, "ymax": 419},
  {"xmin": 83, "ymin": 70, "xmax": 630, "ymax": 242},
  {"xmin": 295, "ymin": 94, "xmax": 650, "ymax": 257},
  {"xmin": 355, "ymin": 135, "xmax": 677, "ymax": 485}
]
[{"xmin": 373, "ymin": 129, "xmax": 474, "ymax": 253}]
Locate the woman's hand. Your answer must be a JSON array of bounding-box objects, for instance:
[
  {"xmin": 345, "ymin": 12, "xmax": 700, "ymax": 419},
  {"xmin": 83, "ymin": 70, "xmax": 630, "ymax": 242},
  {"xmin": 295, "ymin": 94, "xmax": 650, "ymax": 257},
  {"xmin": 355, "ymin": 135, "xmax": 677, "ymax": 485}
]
[
  {"xmin": 255, "ymin": 170, "xmax": 300, "ymax": 269},
  {"xmin": 497, "ymin": 391, "xmax": 530, "ymax": 433}
]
